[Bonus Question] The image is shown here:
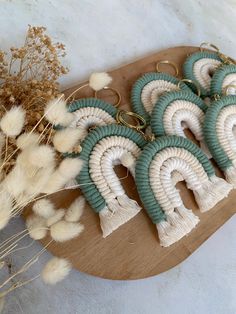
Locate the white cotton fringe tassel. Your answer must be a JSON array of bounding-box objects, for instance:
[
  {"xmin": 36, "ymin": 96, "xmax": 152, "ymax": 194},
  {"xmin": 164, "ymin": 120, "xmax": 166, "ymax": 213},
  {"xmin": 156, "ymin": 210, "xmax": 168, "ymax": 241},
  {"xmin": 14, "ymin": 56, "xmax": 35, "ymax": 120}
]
[
  {"xmin": 224, "ymin": 166, "xmax": 236, "ymax": 188},
  {"xmin": 156, "ymin": 205, "xmax": 199, "ymax": 247},
  {"xmin": 99, "ymin": 194, "xmax": 141, "ymax": 237},
  {"xmin": 193, "ymin": 175, "xmax": 232, "ymax": 212}
]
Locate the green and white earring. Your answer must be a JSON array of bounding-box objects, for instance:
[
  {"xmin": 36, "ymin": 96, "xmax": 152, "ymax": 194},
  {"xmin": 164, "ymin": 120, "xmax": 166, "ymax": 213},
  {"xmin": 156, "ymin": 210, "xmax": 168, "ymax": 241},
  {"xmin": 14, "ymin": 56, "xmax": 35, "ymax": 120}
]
[
  {"xmin": 131, "ymin": 61, "xmax": 190, "ymax": 123},
  {"xmin": 77, "ymin": 124, "xmax": 147, "ymax": 237},
  {"xmin": 211, "ymin": 64, "xmax": 236, "ymax": 99},
  {"xmin": 203, "ymin": 94, "xmax": 236, "ymax": 187},
  {"xmin": 135, "ymin": 136, "xmax": 232, "ymax": 247},
  {"xmin": 150, "ymin": 89, "xmax": 211, "ymax": 156}
]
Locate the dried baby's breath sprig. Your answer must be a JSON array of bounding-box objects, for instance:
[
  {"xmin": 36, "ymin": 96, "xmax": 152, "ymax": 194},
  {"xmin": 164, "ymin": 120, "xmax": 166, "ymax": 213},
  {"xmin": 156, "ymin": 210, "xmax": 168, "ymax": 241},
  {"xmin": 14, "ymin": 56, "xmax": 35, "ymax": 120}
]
[{"xmin": 0, "ymin": 25, "xmax": 68, "ymax": 137}]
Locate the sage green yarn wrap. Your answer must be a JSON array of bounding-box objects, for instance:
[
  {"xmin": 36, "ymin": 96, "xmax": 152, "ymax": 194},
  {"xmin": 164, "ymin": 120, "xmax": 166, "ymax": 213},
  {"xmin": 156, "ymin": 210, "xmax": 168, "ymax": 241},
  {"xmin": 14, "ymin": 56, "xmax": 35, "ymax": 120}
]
[
  {"xmin": 183, "ymin": 51, "xmax": 222, "ymax": 97},
  {"xmin": 150, "ymin": 90, "xmax": 207, "ymax": 137},
  {"xmin": 135, "ymin": 135, "xmax": 215, "ymax": 224},
  {"xmin": 211, "ymin": 64, "xmax": 236, "ymax": 96},
  {"xmin": 77, "ymin": 124, "xmax": 147, "ymax": 213},
  {"xmin": 131, "ymin": 72, "xmax": 190, "ymax": 124},
  {"xmin": 203, "ymin": 95, "xmax": 236, "ymax": 171}
]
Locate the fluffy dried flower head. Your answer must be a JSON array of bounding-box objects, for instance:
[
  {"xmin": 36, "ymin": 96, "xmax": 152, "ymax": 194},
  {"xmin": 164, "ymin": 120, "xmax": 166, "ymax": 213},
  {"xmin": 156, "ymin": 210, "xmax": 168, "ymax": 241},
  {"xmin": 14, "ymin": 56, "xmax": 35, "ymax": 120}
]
[
  {"xmin": 26, "ymin": 215, "xmax": 47, "ymax": 240},
  {"xmin": 32, "ymin": 199, "xmax": 55, "ymax": 219},
  {"xmin": 0, "ymin": 106, "xmax": 25, "ymax": 137},
  {"xmin": 89, "ymin": 72, "xmax": 112, "ymax": 91},
  {"xmin": 65, "ymin": 196, "xmax": 85, "ymax": 222},
  {"xmin": 50, "ymin": 221, "xmax": 84, "ymax": 242},
  {"xmin": 41, "ymin": 257, "xmax": 71, "ymax": 285}
]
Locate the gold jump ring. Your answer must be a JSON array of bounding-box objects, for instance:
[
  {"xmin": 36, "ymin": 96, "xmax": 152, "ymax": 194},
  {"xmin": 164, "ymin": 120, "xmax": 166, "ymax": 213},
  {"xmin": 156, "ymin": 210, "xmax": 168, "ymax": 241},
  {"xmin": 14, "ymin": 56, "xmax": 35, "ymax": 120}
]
[
  {"xmin": 94, "ymin": 86, "xmax": 121, "ymax": 108},
  {"xmin": 116, "ymin": 110, "xmax": 146, "ymax": 130},
  {"xmin": 156, "ymin": 60, "xmax": 179, "ymax": 77}
]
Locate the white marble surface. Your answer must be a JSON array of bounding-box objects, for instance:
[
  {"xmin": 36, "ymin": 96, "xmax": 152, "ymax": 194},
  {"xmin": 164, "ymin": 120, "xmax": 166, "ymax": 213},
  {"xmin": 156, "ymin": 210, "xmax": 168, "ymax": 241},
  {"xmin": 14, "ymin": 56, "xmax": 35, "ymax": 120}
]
[{"xmin": 0, "ymin": 0, "xmax": 236, "ymax": 313}]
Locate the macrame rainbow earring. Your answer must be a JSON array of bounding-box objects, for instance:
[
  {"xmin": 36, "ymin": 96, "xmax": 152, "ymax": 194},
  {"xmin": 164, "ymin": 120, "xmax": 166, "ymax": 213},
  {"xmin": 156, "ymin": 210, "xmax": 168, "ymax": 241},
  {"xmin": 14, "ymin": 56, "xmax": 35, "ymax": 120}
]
[
  {"xmin": 183, "ymin": 42, "xmax": 236, "ymax": 98},
  {"xmin": 131, "ymin": 61, "xmax": 191, "ymax": 123},
  {"xmin": 150, "ymin": 86, "xmax": 211, "ymax": 157},
  {"xmin": 76, "ymin": 123, "xmax": 147, "ymax": 237},
  {"xmin": 135, "ymin": 136, "xmax": 232, "ymax": 247},
  {"xmin": 211, "ymin": 64, "xmax": 236, "ymax": 99},
  {"xmin": 183, "ymin": 43, "xmax": 224, "ymax": 98},
  {"xmin": 203, "ymin": 94, "xmax": 236, "ymax": 187}
]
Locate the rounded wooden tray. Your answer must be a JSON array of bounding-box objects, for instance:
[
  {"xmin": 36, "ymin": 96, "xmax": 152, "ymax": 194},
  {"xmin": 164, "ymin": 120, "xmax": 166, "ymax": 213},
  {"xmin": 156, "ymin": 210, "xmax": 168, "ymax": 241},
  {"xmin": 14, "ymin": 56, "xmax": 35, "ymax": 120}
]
[{"xmin": 26, "ymin": 46, "xmax": 236, "ymax": 280}]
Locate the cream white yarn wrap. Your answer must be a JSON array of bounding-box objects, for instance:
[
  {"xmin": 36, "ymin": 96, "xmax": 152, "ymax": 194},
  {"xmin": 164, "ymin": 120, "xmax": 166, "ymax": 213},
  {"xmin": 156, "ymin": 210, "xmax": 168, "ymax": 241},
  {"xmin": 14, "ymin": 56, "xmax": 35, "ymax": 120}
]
[
  {"xmin": 90, "ymin": 136, "xmax": 142, "ymax": 237},
  {"xmin": 70, "ymin": 107, "xmax": 116, "ymax": 141},
  {"xmin": 162, "ymin": 99, "xmax": 211, "ymax": 157},
  {"xmin": 193, "ymin": 58, "xmax": 221, "ymax": 92},
  {"xmin": 141, "ymin": 80, "xmax": 178, "ymax": 114},
  {"xmin": 222, "ymin": 73, "xmax": 236, "ymax": 95}
]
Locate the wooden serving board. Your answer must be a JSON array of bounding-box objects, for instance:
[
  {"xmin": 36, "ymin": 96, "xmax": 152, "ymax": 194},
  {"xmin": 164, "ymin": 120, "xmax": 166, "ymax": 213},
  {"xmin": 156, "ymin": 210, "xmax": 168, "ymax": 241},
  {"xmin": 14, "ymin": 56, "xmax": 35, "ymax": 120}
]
[{"xmin": 31, "ymin": 46, "xmax": 236, "ymax": 280}]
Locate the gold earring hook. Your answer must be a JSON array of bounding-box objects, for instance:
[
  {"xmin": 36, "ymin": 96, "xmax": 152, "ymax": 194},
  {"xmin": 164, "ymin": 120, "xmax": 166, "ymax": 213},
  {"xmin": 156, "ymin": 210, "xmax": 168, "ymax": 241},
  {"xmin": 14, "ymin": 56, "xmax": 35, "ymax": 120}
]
[
  {"xmin": 156, "ymin": 60, "xmax": 179, "ymax": 77},
  {"xmin": 199, "ymin": 42, "xmax": 236, "ymax": 65},
  {"xmin": 199, "ymin": 42, "xmax": 220, "ymax": 53},
  {"xmin": 116, "ymin": 110, "xmax": 146, "ymax": 130},
  {"xmin": 223, "ymin": 84, "xmax": 236, "ymax": 96},
  {"xmin": 94, "ymin": 86, "xmax": 121, "ymax": 107},
  {"xmin": 177, "ymin": 79, "xmax": 201, "ymax": 97}
]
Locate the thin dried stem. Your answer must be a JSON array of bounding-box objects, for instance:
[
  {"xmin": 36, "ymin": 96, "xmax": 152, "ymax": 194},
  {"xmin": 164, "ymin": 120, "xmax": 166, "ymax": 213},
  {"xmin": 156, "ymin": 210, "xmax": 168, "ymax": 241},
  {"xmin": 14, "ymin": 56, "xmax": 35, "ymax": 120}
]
[
  {"xmin": 0, "ymin": 240, "xmax": 52, "ymax": 289},
  {"xmin": 0, "ymin": 274, "xmax": 40, "ymax": 298}
]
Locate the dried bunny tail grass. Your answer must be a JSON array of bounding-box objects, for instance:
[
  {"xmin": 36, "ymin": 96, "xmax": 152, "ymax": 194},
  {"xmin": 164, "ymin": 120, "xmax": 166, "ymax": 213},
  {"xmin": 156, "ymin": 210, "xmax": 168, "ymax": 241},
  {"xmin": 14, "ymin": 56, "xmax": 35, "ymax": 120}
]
[
  {"xmin": 26, "ymin": 215, "xmax": 48, "ymax": 240},
  {"xmin": 3, "ymin": 165, "xmax": 28, "ymax": 199},
  {"xmin": 16, "ymin": 132, "xmax": 40, "ymax": 150},
  {"xmin": 41, "ymin": 257, "xmax": 71, "ymax": 285},
  {"xmin": 0, "ymin": 106, "xmax": 25, "ymax": 137},
  {"xmin": 32, "ymin": 199, "xmax": 56, "ymax": 219},
  {"xmin": 46, "ymin": 209, "xmax": 65, "ymax": 227},
  {"xmin": 26, "ymin": 145, "xmax": 55, "ymax": 168},
  {"xmin": 50, "ymin": 220, "xmax": 84, "ymax": 242},
  {"xmin": 23, "ymin": 165, "xmax": 55, "ymax": 200},
  {"xmin": 45, "ymin": 97, "xmax": 74, "ymax": 127},
  {"xmin": 16, "ymin": 144, "xmax": 55, "ymax": 180},
  {"xmin": 65, "ymin": 196, "xmax": 85, "ymax": 222},
  {"xmin": 0, "ymin": 191, "xmax": 13, "ymax": 230},
  {"xmin": 52, "ymin": 127, "xmax": 83, "ymax": 153},
  {"xmin": 42, "ymin": 158, "xmax": 84, "ymax": 194},
  {"xmin": 89, "ymin": 72, "xmax": 112, "ymax": 91}
]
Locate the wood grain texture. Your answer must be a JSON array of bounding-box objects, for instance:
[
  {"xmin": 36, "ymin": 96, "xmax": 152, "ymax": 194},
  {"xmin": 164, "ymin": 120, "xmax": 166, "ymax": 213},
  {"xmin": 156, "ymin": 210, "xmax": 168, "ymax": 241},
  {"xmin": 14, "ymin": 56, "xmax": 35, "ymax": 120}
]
[{"xmin": 24, "ymin": 46, "xmax": 236, "ymax": 280}]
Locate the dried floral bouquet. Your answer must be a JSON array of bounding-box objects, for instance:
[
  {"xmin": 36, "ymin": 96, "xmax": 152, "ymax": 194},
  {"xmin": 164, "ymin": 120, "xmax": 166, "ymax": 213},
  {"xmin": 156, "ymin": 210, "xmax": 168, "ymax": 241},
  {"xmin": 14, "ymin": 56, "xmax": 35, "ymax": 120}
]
[{"xmin": 0, "ymin": 26, "xmax": 86, "ymax": 311}]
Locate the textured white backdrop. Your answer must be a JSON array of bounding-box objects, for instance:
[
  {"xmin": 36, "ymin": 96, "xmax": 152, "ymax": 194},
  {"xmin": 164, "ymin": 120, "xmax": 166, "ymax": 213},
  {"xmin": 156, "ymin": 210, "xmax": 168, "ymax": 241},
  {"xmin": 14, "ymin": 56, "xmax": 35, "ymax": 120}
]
[{"xmin": 0, "ymin": 1, "xmax": 236, "ymax": 313}]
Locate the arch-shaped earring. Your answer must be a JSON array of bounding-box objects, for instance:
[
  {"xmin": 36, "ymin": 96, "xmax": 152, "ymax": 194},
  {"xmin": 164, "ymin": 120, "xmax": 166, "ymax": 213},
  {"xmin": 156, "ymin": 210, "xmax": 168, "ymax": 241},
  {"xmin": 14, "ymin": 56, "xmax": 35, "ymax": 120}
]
[
  {"xmin": 135, "ymin": 135, "xmax": 232, "ymax": 247},
  {"xmin": 76, "ymin": 124, "xmax": 147, "ymax": 237},
  {"xmin": 183, "ymin": 50, "xmax": 222, "ymax": 98},
  {"xmin": 131, "ymin": 61, "xmax": 191, "ymax": 124},
  {"xmin": 150, "ymin": 89, "xmax": 211, "ymax": 157},
  {"xmin": 203, "ymin": 94, "xmax": 236, "ymax": 187},
  {"xmin": 211, "ymin": 64, "xmax": 236, "ymax": 99}
]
